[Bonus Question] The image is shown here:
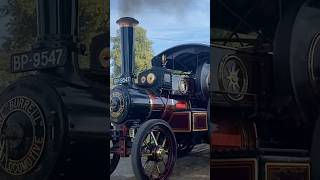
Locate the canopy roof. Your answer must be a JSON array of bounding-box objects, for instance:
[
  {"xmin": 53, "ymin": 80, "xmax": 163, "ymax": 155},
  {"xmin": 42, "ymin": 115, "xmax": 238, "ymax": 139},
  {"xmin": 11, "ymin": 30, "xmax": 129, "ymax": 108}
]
[{"xmin": 151, "ymin": 44, "xmax": 210, "ymax": 73}]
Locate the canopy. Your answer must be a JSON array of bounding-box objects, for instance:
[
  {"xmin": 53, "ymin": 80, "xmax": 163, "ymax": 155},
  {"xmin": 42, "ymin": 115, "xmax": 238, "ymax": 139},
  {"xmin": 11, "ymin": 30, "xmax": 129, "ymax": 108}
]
[{"xmin": 151, "ymin": 44, "xmax": 210, "ymax": 73}]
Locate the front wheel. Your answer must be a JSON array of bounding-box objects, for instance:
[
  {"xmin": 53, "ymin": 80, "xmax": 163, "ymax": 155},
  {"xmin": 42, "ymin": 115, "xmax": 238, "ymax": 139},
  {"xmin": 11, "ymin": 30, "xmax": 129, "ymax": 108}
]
[{"xmin": 131, "ymin": 119, "xmax": 177, "ymax": 180}]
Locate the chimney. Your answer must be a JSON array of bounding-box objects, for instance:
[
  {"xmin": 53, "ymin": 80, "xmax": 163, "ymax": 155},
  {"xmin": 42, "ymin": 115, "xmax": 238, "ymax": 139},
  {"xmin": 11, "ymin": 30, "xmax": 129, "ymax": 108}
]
[
  {"xmin": 35, "ymin": 0, "xmax": 79, "ymax": 47},
  {"xmin": 34, "ymin": 0, "xmax": 82, "ymax": 80},
  {"xmin": 116, "ymin": 17, "xmax": 139, "ymax": 85}
]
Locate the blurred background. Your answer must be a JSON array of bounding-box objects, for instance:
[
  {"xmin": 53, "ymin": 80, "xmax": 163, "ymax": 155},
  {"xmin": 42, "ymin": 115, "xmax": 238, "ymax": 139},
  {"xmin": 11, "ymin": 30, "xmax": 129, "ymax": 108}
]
[{"xmin": 0, "ymin": 0, "xmax": 108, "ymax": 91}]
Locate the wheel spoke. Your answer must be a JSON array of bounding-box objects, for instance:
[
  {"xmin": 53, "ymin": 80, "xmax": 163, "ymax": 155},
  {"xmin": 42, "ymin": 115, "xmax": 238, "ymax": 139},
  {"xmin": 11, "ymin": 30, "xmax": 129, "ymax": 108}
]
[
  {"xmin": 150, "ymin": 132, "xmax": 158, "ymax": 146},
  {"xmin": 143, "ymin": 159, "xmax": 150, "ymax": 169},
  {"xmin": 150, "ymin": 162, "xmax": 157, "ymax": 178},
  {"xmin": 162, "ymin": 138, "xmax": 166, "ymax": 147},
  {"xmin": 161, "ymin": 159, "xmax": 166, "ymax": 167},
  {"xmin": 143, "ymin": 139, "xmax": 149, "ymax": 146},
  {"xmin": 148, "ymin": 134, "xmax": 152, "ymax": 145},
  {"xmin": 156, "ymin": 131, "xmax": 160, "ymax": 141},
  {"xmin": 156, "ymin": 163, "xmax": 161, "ymax": 174},
  {"xmin": 143, "ymin": 134, "xmax": 153, "ymax": 150}
]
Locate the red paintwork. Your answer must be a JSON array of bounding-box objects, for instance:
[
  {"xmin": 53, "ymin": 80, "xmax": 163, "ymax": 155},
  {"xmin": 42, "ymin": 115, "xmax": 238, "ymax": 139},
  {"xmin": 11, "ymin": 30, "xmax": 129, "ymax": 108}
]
[
  {"xmin": 211, "ymin": 133, "xmax": 242, "ymax": 147},
  {"xmin": 175, "ymin": 101, "xmax": 188, "ymax": 110}
]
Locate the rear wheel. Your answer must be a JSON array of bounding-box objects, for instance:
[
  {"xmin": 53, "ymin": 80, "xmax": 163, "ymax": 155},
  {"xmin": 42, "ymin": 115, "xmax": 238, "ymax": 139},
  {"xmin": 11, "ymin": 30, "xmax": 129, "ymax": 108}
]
[{"xmin": 131, "ymin": 119, "xmax": 177, "ymax": 180}]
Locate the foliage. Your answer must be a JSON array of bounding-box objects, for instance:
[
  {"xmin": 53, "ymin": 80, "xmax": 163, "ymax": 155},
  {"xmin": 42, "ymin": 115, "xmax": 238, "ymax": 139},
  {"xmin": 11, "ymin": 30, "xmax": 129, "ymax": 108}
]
[
  {"xmin": 0, "ymin": 52, "xmax": 22, "ymax": 91},
  {"xmin": 1, "ymin": 0, "xmax": 37, "ymax": 52},
  {"xmin": 1, "ymin": 0, "xmax": 109, "ymax": 52},
  {"xmin": 0, "ymin": 0, "xmax": 109, "ymax": 91},
  {"xmin": 111, "ymin": 26, "xmax": 153, "ymax": 78}
]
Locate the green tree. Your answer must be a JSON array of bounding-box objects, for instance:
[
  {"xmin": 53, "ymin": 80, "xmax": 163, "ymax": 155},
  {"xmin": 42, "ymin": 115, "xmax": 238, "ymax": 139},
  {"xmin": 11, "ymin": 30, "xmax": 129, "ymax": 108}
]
[
  {"xmin": 111, "ymin": 26, "xmax": 153, "ymax": 78},
  {"xmin": 0, "ymin": 0, "xmax": 109, "ymax": 91},
  {"xmin": 1, "ymin": 0, "xmax": 109, "ymax": 52}
]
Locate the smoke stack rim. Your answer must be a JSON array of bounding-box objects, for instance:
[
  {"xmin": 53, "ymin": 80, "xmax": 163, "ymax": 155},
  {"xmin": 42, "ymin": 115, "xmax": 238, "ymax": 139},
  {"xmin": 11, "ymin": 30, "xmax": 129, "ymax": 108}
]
[{"xmin": 116, "ymin": 17, "xmax": 139, "ymax": 27}]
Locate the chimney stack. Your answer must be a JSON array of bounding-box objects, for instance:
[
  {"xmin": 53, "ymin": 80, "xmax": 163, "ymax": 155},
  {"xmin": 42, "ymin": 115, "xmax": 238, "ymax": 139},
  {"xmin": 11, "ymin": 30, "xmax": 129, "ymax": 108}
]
[{"xmin": 116, "ymin": 17, "xmax": 139, "ymax": 85}]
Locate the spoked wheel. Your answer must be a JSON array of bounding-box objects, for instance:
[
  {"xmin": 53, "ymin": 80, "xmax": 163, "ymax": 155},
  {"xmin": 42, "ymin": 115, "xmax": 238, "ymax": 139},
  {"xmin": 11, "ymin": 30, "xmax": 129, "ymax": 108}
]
[
  {"xmin": 131, "ymin": 119, "xmax": 177, "ymax": 180},
  {"xmin": 109, "ymin": 140, "xmax": 120, "ymax": 174}
]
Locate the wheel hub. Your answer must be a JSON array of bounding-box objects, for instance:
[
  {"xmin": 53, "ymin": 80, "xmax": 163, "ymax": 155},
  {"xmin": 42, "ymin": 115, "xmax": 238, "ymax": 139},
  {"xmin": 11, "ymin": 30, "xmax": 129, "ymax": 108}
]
[
  {"xmin": 2, "ymin": 113, "xmax": 31, "ymax": 161},
  {"xmin": 155, "ymin": 146, "xmax": 166, "ymax": 160},
  {"xmin": 4, "ymin": 121, "xmax": 25, "ymax": 150}
]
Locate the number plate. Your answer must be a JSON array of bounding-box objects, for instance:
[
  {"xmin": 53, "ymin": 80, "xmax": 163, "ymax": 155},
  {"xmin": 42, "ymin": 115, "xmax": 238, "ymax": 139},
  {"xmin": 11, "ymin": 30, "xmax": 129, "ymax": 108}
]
[
  {"xmin": 11, "ymin": 48, "xmax": 67, "ymax": 73},
  {"xmin": 113, "ymin": 77, "xmax": 131, "ymax": 84}
]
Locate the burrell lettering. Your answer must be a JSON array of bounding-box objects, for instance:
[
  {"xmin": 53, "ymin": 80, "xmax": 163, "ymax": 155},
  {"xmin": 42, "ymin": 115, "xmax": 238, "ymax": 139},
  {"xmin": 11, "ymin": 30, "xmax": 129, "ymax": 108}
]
[
  {"xmin": 22, "ymin": 99, "xmax": 31, "ymax": 111},
  {"xmin": 31, "ymin": 110, "xmax": 40, "ymax": 120},
  {"xmin": 1, "ymin": 102, "xmax": 11, "ymax": 118},
  {"xmin": 0, "ymin": 97, "xmax": 46, "ymax": 175},
  {"xmin": 27, "ymin": 104, "xmax": 37, "ymax": 115}
]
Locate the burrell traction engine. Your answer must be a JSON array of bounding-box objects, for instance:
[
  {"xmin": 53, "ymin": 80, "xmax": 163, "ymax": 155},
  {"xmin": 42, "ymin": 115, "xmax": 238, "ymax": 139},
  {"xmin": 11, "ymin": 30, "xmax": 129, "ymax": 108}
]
[
  {"xmin": 211, "ymin": 0, "xmax": 320, "ymax": 180},
  {"xmin": 110, "ymin": 17, "xmax": 210, "ymax": 179},
  {"xmin": 0, "ymin": 0, "xmax": 108, "ymax": 180}
]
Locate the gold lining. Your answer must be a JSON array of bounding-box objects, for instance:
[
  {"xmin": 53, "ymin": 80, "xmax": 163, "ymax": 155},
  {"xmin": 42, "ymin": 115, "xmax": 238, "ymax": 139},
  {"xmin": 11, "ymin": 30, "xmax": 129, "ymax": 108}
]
[
  {"xmin": 308, "ymin": 32, "xmax": 320, "ymax": 82},
  {"xmin": 192, "ymin": 112, "xmax": 208, "ymax": 131},
  {"xmin": 211, "ymin": 158, "xmax": 258, "ymax": 180},
  {"xmin": 265, "ymin": 162, "xmax": 310, "ymax": 180},
  {"xmin": 170, "ymin": 112, "xmax": 192, "ymax": 132}
]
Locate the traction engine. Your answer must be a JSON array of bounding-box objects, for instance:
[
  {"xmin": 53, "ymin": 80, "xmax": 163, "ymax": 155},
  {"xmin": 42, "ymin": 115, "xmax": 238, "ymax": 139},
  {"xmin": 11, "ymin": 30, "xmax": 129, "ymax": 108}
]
[{"xmin": 110, "ymin": 17, "xmax": 210, "ymax": 179}]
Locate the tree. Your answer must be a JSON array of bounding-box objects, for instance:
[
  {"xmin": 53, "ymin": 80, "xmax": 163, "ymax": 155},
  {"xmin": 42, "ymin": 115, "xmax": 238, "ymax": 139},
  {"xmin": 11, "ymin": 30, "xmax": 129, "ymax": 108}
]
[
  {"xmin": 111, "ymin": 26, "xmax": 153, "ymax": 78},
  {"xmin": 0, "ymin": 0, "xmax": 109, "ymax": 91},
  {"xmin": 1, "ymin": 0, "xmax": 109, "ymax": 52}
]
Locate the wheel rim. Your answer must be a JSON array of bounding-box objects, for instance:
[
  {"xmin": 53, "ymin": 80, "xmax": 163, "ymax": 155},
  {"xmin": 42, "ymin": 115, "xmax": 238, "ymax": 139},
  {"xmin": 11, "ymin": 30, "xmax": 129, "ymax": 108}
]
[
  {"xmin": 139, "ymin": 126, "xmax": 175, "ymax": 179},
  {"xmin": 218, "ymin": 55, "xmax": 248, "ymax": 102}
]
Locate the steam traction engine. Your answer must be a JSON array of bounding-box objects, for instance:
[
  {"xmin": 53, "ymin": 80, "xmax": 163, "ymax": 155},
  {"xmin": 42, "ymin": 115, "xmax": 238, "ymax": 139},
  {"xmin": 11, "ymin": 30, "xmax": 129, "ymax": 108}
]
[
  {"xmin": 110, "ymin": 17, "xmax": 210, "ymax": 179},
  {"xmin": 0, "ymin": 0, "xmax": 108, "ymax": 180},
  {"xmin": 211, "ymin": 0, "xmax": 320, "ymax": 180}
]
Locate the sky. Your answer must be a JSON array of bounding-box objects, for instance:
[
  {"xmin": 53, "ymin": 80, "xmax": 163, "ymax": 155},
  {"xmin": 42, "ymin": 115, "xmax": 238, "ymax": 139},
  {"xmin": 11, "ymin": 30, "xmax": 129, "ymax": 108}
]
[{"xmin": 110, "ymin": 0, "xmax": 210, "ymax": 55}]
